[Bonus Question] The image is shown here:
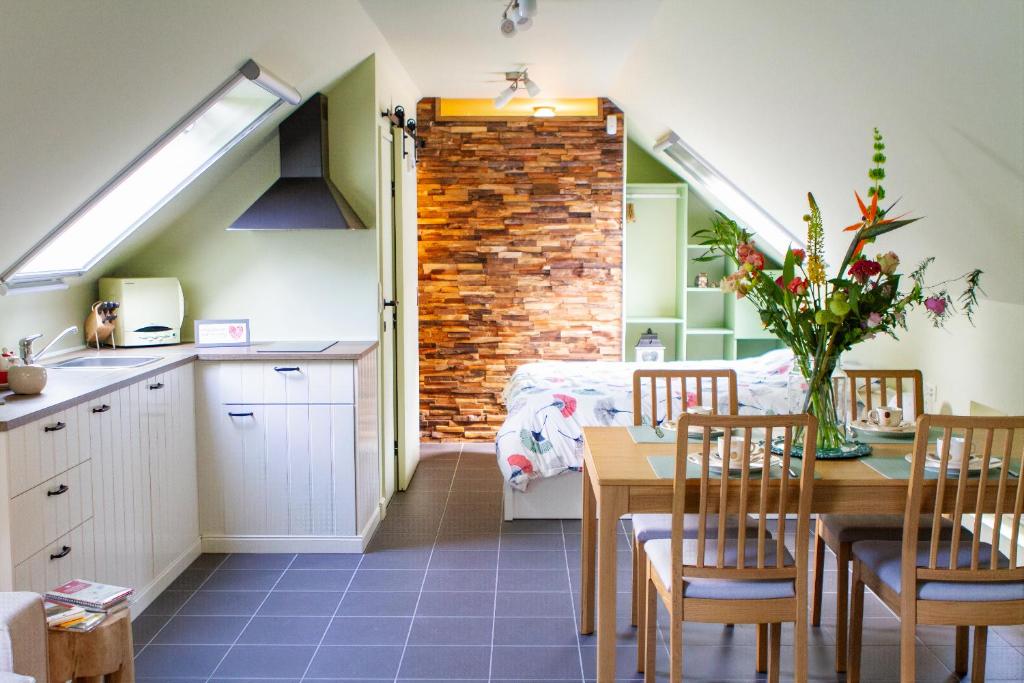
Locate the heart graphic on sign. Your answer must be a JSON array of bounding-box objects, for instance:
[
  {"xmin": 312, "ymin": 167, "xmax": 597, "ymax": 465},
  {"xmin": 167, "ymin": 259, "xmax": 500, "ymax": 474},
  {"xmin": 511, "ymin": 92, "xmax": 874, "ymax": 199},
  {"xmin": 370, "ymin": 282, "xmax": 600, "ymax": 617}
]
[{"xmin": 228, "ymin": 325, "xmax": 244, "ymax": 339}]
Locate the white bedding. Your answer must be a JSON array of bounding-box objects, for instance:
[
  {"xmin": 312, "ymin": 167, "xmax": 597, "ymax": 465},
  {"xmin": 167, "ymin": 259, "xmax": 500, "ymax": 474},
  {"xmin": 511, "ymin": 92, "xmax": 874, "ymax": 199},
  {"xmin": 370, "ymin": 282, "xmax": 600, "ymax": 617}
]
[{"xmin": 495, "ymin": 350, "xmax": 798, "ymax": 491}]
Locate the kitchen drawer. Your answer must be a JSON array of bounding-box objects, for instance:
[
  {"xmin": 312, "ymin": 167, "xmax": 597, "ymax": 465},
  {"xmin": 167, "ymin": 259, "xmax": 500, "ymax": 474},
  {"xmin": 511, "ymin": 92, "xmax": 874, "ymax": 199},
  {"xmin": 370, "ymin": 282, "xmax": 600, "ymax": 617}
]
[
  {"xmin": 6, "ymin": 405, "xmax": 88, "ymax": 497},
  {"xmin": 13, "ymin": 518, "xmax": 96, "ymax": 594},
  {"xmin": 210, "ymin": 361, "xmax": 355, "ymax": 405},
  {"xmin": 10, "ymin": 460, "xmax": 93, "ymax": 565}
]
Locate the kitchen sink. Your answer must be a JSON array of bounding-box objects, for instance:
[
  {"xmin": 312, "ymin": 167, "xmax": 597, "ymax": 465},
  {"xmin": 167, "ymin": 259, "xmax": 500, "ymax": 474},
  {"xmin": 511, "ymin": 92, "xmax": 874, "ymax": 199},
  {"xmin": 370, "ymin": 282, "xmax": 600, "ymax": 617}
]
[{"xmin": 48, "ymin": 356, "xmax": 160, "ymax": 369}]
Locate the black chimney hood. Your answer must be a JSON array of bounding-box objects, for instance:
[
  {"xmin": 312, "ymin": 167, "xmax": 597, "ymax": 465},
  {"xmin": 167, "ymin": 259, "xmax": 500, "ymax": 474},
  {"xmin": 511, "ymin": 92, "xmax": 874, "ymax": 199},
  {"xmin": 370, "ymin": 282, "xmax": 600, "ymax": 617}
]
[{"xmin": 229, "ymin": 93, "xmax": 365, "ymax": 230}]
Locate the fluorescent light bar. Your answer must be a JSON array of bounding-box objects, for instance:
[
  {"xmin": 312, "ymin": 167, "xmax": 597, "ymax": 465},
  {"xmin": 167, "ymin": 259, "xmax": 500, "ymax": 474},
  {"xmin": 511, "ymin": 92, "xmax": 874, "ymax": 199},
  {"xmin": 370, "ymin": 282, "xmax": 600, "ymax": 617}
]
[{"xmin": 654, "ymin": 131, "xmax": 804, "ymax": 255}]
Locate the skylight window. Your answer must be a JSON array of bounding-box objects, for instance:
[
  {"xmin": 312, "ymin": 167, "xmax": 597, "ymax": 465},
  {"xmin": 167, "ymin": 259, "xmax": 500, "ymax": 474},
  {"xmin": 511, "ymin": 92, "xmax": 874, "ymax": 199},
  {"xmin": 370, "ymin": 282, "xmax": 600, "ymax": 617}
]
[
  {"xmin": 654, "ymin": 131, "xmax": 803, "ymax": 258},
  {"xmin": 1, "ymin": 60, "xmax": 299, "ymax": 292}
]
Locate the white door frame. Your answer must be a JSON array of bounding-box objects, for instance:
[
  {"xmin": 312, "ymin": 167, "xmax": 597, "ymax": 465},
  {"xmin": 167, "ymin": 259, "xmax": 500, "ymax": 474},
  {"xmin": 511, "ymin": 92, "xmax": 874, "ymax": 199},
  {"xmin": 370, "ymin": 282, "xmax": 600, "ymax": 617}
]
[{"xmin": 378, "ymin": 126, "xmax": 398, "ymax": 502}]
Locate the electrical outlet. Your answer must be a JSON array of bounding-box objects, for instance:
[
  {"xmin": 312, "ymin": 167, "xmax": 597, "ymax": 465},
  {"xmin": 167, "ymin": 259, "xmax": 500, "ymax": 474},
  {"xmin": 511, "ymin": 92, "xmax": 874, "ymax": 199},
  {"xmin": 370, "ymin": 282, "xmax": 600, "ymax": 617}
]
[{"xmin": 924, "ymin": 382, "xmax": 937, "ymax": 413}]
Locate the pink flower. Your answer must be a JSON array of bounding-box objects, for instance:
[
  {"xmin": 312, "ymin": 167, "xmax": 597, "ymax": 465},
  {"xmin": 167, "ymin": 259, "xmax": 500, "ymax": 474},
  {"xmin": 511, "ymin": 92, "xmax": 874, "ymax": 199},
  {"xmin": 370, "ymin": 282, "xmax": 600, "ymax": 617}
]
[
  {"xmin": 848, "ymin": 259, "xmax": 882, "ymax": 284},
  {"xmin": 686, "ymin": 391, "xmax": 698, "ymax": 407},
  {"xmin": 737, "ymin": 241, "xmax": 756, "ymax": 260},
  {"xmin": 925, "ymin": 296, "xmax": 947, "ymax": 316},
  {"xmin": 787, "ymin": 277, "xmax": 809, "ymax": 296},
  {"xmin": 876, "ymin": 251, "xmax": 900, "ymax": 275},
  {"xmin": 866, "ymin": 312, "xmax": 883, "ymax": 328},
  {"xmin": 790, "ymin": 248, "xmax": 806, "ymax": 264},
  {"xmin": 745, "ymin": 252, "xmax": 765, "ymax": 270}
]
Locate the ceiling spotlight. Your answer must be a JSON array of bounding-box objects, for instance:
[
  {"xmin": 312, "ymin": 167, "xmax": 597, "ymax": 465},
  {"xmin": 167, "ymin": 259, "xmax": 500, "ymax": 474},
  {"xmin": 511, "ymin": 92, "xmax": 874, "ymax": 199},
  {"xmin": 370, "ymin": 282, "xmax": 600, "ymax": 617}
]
[
  {"xmin": 500, "ymin": 15, "xmax": 516, "ymax": 37},
  {"xmin": 522, "ymin": 74, "xmax": 540, "ymax": 97},
  {"xmin": 533, "ymin": 106, "xmax": 555, "ymax": 118},
  {"xmin": 494, "ymin": 85, "xmax": 517, "ymax": 109},
  {"xmin": 501, "ymin": 0, "xmax": 538, "ymax": 36},
  {"xmin": 493, "ymin": 69, "xmax": 540, "ymax": 109}
]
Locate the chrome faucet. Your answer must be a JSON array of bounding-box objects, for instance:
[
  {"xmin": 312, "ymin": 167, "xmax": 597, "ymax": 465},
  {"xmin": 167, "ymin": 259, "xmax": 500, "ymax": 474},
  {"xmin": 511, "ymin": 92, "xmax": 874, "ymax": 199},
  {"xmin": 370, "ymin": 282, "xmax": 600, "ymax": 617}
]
[{"xmin": 19, "ymin": 326, "xmax": 79, "ymax": 365}]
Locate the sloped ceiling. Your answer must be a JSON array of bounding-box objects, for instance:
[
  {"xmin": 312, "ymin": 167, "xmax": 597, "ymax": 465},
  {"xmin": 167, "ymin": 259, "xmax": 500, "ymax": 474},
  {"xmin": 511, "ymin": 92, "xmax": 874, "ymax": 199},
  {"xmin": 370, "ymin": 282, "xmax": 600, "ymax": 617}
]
[
  {"xmin": 614, "ymin": 0, "xmax": 1023, "ymax": 305},
  {"xmin": 0, "ymin": 0, "xmax": 417, "ymax": 280}
]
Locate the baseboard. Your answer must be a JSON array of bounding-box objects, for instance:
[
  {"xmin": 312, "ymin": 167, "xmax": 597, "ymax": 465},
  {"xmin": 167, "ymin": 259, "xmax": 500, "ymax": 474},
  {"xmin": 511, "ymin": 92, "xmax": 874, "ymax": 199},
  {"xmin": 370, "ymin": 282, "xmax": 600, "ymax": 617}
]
[
  {"xmin": 201, "ymin": 509, "xmax": 381, "ymax": 555},
  {"xmin": 129, "ymin": 538, "xmax": 202, "ymax": 620}
]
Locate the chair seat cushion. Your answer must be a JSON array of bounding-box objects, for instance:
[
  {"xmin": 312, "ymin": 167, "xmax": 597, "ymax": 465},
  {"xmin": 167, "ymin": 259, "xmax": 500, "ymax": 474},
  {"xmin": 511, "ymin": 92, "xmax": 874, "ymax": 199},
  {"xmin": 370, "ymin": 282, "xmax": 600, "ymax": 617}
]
[
  {"xmin": 645, "ymin": 538, "xmax": 795, "ymax": 600},
  {"xmin": 633, "ymin": 513, "xmax": 764, "ymax": 543},
  {"xmin": 852, "ymin": 540, "xmax": 1024, "ymax": 602},
  {"xmin": 819, "ymin": 514, "xmax": 965, "ymax": 543}
]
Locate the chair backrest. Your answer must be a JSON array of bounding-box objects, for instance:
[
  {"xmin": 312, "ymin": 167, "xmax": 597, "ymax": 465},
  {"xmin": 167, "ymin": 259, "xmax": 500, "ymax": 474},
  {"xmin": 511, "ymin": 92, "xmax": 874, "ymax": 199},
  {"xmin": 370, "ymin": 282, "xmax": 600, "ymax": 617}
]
[
  {"xmin": 904, "ymin": 414, "xmax": 1024, "ymax": 586},
  {"xmin": 669, "ymin": 413, "xmax": 818, "ymax": 588},
  {"xmin": 632, "ymin": 369, "xmax": 738, "ymax": 427},
  {"xmin": 844, "ymin": 369, "xmax": 924, "ymax": 421}
]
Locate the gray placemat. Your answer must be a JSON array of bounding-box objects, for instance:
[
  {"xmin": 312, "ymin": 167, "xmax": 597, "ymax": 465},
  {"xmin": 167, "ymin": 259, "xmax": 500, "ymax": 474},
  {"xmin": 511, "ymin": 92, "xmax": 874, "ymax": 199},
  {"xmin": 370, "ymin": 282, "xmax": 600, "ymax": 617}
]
[
  {"xmin": 863, "ymin": 455, "xmax": 1020, "ymax": 480},
  {"xmin": 851, "ymin": 426, "xmax": 942, "ymax": 445},
  {"xmin": 627, "ymin": 425, "xmax": 724, "ymax": 445},
  {"xmin": 647, "ymin": 455, "xmax": 818, "ymax": 480}
]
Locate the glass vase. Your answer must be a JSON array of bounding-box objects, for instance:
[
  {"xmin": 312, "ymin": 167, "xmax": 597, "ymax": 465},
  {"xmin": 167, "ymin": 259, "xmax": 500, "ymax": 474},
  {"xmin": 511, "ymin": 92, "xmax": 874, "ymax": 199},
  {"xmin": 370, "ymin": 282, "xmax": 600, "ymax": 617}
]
[{"xmin": 787, "ymin": 358, "xmax": 849, "ymax": 451}]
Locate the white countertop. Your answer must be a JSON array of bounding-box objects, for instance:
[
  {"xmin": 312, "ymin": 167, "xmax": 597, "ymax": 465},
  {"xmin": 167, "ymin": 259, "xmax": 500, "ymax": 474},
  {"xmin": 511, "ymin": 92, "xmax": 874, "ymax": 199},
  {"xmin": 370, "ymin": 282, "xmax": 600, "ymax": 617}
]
[{"xmin": 0, "ymin": 341, "xmax": 377, "ymax": 431}]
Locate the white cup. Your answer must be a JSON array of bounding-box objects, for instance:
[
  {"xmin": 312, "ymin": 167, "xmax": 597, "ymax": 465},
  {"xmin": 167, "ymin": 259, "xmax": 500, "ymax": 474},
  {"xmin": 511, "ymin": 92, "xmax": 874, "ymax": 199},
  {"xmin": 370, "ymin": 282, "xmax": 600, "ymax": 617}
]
[
  {"xmin": 868, "ymin": 406, "xmax": 903, "ymax": 427},
  {"xmin": 936, "ymin": 436, "xmax": 968, "ymax": 465},
  {"xmin": 716, "ymin": 436, "xmax": 748, "ymax": 466}
]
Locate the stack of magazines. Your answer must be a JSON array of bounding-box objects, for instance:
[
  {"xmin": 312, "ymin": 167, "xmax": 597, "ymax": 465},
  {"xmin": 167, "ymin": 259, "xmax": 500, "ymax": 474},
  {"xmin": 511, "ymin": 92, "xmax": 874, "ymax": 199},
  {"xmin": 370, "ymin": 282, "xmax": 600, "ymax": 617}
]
[{"xmin": 44, "ymin": 579, "xmax": 133, "ymax": 632}]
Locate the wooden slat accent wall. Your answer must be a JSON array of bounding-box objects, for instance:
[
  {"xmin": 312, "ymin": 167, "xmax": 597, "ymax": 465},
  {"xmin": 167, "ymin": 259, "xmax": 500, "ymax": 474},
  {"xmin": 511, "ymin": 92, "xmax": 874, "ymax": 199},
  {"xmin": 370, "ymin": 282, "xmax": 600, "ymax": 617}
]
[{"xmin": 417, "ymin": 97, "xmax": 624, "ymax": 442}]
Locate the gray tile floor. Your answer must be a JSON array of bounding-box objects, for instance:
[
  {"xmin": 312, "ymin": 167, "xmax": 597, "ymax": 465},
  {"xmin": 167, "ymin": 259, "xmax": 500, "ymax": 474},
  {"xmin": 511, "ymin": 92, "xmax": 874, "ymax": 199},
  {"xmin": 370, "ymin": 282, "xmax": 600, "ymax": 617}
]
[{"xmin": 133, "ymin": 442, "xmax": 1024, "ymax": 681}]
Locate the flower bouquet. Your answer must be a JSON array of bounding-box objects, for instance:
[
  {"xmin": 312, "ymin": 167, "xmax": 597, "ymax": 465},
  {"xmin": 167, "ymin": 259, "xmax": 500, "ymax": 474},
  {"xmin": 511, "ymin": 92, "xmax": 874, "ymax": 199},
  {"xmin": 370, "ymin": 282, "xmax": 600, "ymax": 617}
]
[{"xmin": 694, "ymin": 129, "xmax": 983, "ymax": 454}]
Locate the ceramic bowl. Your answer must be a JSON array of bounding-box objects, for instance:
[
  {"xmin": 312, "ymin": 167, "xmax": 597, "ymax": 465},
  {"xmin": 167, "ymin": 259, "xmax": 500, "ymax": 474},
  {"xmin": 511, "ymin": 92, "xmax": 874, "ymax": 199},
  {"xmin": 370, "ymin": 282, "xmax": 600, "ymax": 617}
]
[{"xmin": 8, "ymin": 364, "xmax": 47, "ymax": 395}]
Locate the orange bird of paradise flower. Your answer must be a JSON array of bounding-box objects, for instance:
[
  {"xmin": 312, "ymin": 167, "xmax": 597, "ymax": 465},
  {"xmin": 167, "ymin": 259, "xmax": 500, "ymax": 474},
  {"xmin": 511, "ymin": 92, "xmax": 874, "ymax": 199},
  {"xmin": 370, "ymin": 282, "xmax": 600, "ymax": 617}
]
[{"xmin": 844, "ymin": 191, "xmax": 907, "ymax": 256}]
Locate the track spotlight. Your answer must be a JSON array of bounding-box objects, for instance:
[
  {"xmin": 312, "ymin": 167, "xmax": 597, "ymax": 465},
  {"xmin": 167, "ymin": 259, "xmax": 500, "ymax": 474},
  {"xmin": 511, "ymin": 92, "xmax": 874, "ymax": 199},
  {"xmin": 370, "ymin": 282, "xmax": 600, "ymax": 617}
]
[
  {"xmin": 500, "ymin": 16, "xmax": 516, "ymax": 37},
  {"xmin": 500, "ymin": 0, "xmax": 538, "ymax": 37},
  {"xmin": 523, "ymin": 74, "xmax": 540, "ymax": 97},
  {"xmin": 494, "ymin": 85, "xmax": 517, "ymax": 109},
  {"xmin": 493, "ymin": 69, "xmax": 540, "ymax": 109}
]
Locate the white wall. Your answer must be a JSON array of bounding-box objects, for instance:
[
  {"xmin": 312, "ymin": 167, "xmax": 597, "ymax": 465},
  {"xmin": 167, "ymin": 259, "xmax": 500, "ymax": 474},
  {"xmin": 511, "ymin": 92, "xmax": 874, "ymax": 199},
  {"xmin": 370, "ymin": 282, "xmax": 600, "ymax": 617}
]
[{"xmin": 615, "ymin": 0, "xmax": 1024, "ymax": 415}]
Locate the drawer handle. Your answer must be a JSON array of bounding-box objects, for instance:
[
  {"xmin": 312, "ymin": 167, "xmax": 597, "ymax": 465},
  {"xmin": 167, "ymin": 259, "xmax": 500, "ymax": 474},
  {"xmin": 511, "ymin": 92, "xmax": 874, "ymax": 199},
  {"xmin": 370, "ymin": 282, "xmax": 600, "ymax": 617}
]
[
  {"xmin": 273, "ymin": 366, "xmax": 301, "ymax": 373},
  {"xmin": 228, "ymin": 411, "xmax": 254, "ymax": 418},
  {"xmin": 44, "ymin": 422, "xmax": 66, "ymax": 433},
  {"xmin": 92, "ymin": 404, "xmax": 111, "ymax": 413},
  {"xmin": 149, "ymin": 382, "xmax": 164, "ymax": 390},
  {"xmin": 47, "ymin": 484, "xmax": 69, "ymax": 497},
  {"xmin": 50, "ymin": 545, "xmax": 71, "ymax": 560}
]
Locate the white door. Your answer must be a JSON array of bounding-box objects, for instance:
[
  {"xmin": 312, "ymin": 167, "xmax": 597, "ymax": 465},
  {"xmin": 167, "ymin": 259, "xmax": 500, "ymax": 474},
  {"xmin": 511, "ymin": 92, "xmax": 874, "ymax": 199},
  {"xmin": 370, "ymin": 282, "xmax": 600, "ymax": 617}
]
[{"xmin": 379, "ymin": 127, "xmax": 398, "ymax": 501}]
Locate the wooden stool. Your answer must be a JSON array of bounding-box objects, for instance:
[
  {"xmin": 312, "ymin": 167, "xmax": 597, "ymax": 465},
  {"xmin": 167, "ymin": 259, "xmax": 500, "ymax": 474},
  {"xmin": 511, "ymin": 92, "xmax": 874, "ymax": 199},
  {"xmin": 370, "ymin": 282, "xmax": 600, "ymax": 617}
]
[{"xmin": 47, "ymin": 609, "xmax": 134, "ymax": 683}]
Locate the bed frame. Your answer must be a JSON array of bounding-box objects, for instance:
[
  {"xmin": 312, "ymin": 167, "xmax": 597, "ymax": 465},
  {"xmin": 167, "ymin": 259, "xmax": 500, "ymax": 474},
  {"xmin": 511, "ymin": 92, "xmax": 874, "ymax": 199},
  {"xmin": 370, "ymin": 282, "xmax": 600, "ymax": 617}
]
[{"xmin": 502, "ymin": 471, "xmax": 583, "ymax": 520}]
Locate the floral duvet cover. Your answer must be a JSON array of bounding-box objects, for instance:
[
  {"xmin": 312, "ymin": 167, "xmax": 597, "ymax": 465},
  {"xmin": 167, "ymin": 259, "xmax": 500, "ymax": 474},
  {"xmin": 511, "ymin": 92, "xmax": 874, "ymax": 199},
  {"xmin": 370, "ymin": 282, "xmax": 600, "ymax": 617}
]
[{"xmin": 496, "ymin": 349, "xmax": 797, "ymax": 491}]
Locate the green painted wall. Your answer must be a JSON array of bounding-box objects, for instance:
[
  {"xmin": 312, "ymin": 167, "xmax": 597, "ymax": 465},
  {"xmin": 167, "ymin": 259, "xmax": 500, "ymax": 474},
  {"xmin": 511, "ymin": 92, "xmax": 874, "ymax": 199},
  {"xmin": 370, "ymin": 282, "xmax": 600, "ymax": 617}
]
[
  {"xmin": 104, "ymin": 68, "xmax": 382, "ymax": 342},
  {"xmin": 627, "ymin": 138, "xmax": 718, "ymax": 237}
]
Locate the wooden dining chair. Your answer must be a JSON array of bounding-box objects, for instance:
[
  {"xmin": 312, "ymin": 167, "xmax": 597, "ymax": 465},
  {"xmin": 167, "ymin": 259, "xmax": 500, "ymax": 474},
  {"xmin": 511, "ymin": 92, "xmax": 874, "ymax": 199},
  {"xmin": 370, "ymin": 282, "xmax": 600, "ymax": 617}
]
[
  {"xmin": 630, "ymin": 369, "xmax": 745, "ymax": 672},
  {"xmin": 847, "ymin": 414, "xmax": 1024, "ymax": 683},
  {"xmin": 642, "ymin": 413, "xmax": 818, "ymax": 683},
  {"xmin": 810, "ymin": 368, "xmax": 952, "ymax": 672}
]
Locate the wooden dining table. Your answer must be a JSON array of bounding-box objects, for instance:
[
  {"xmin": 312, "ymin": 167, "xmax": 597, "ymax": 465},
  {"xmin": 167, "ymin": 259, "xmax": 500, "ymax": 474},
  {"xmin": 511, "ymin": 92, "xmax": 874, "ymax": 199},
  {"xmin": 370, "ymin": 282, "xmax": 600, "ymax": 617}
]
[{"xmin": 577, "ymin": 425, "xmax": 1012, "ymax": 682}]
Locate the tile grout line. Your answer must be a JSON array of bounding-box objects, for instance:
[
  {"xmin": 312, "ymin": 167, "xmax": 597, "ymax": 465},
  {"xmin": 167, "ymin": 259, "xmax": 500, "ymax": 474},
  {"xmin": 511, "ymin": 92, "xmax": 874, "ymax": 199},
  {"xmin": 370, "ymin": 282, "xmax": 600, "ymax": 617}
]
[
  {"xmin": 298, "ymin": 552, "xmax": 364, "ymax": 681},
  {"xmin": 133, "ymin": 551, "xmax": 231, "ymax": 659},
  {"xmin": 202, "ymin": 552, "xmax": 300, "ymax": 683},
  {"xmin": 392, "ymin": 442, "xmax": 462, "ymax": 683},
  {"xmin": 486, "ymin": 473, "xmax": 502, "ymax": 683},
  {"xmin": 561, "ymin": 517, "xmax": 587, "ymax": 683}
]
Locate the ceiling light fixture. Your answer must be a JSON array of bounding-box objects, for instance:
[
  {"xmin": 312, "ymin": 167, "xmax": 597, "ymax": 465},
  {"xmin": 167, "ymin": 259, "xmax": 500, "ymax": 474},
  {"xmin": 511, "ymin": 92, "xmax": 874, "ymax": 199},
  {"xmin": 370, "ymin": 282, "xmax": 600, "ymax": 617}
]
[
  {"xmin": 493, "ymin": 69, "xmax": 541, "ymax": 109},
  {"xmin": 532, "ymin": 106, "xmax": 555, "ymax": 118},
  {"xmin": 500, "ymin": 0, "xmax": 538, "ymax": 37}
]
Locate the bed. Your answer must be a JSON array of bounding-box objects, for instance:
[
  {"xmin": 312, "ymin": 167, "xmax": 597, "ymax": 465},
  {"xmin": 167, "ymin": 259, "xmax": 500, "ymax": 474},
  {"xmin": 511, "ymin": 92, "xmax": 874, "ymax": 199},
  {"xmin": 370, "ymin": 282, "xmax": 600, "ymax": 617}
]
[{"xmin": 496, "ymin": 349, "xmax": 799, "ymax": 519}]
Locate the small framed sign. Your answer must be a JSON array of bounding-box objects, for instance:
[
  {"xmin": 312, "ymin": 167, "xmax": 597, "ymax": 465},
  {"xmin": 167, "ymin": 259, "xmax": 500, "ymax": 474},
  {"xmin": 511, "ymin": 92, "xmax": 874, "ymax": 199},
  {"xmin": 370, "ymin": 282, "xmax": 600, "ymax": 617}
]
[{"xmin": 194, "ymin": 319, "xmax": 251, "ymax": 347}]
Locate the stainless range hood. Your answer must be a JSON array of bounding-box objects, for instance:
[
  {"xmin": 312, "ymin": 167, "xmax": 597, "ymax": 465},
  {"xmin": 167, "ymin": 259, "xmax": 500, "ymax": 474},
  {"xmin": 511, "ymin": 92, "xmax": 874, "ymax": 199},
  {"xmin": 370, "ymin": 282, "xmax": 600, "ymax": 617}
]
[{"xmin": 229, "ymin": 93, "xmax": 365, "ymax": 230}]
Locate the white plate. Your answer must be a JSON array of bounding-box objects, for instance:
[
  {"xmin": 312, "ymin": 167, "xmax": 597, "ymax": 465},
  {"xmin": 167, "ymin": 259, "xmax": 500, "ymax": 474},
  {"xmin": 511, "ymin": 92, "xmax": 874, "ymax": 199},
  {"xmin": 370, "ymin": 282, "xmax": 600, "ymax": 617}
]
[
  {"xmin": 687, "ymin": 451, "xmax": 774, "ymax": 473},
  {"xmin": 852, "ymin": 419, "xmax": 915, "ymax": 435},
  {"xmin": 904, "ymin": 454, "xmax": 1002, "ymax": 473}
]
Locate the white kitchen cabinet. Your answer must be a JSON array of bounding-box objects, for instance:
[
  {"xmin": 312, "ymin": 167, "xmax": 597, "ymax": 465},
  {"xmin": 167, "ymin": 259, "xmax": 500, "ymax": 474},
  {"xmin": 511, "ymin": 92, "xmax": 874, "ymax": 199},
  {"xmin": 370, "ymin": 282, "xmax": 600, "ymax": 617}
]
[
  {"xmin": 0, "ymin": 361, "xmax": 199, "ymax": 615},
  {"xmin": 196, "ymin": 352, "xmax": 379, "ymax": 552}
]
